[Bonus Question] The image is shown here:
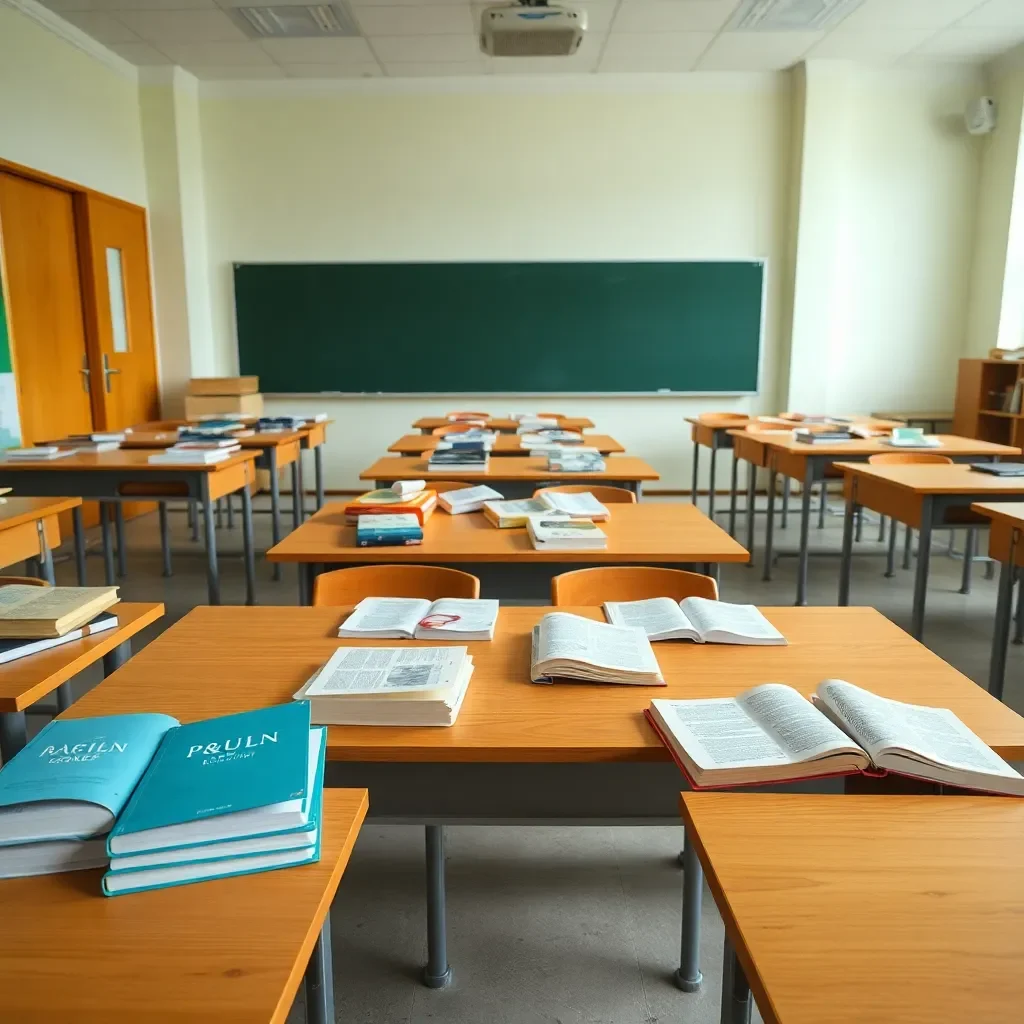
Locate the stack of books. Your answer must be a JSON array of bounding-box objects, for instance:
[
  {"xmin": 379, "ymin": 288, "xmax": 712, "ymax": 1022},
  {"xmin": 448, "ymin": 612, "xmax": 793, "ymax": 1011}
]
[
  {"xmin": 148, "ymin": 440, "xmax": 241, "ymax": 465},
  {"xmin": 41, "ymin": 434, "xmax": 123, "ymax": 453},
  {"xmin": 256, "ymin": 414, "xmax": 327, "ymax": 431},
  {"xmin": 428, "ymin": 440, "xmax": 490, "ymax": 472},
  {"xmin": 4, "ymin": 447, "xmax": 73, "ymax": 461},
  {"xmin": 527, "ymin": 516, "xmax": 607, "ymax": 550},
  {"xmin": 546, "ymin": 451, "xmax": 606, "ymax": 473},
  {"xmin": 356, "ymin": 513, "xmax": 423, "ymax": 547},
  {"xmin": 792, "ymin": 428, "xmax": 854, "ymax": 445},
  {"xmin": 518, "ymin": 430, "xmax": 583, "ymax": 448},
  {"xmin": 437, "ymin": 484, "xmax": 504, "ymax": 514},
  {"xmin": 514, "ymin": 415, "xmax": 559, "ymax": 432},
  {"xmin": 343, "ymin": 487, "xmax": 437, "ymax": 525},
  {"xmin": 296, "ymin": 645, "xmax": 475, "ymax": 726},
  {"xmin": 0, "ymin": 702, "xmax": 325, "ymax": 892},
  {"xmin": 182, "ymin": 419, "xmax": 246, "ymax": 435},
  {"xmin": 339, "ymin": 596, "xmax": 500, "ymax": 640}
]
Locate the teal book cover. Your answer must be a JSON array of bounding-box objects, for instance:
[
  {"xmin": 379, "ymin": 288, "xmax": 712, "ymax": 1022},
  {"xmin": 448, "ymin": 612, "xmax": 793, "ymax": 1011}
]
[
  {"xmin": 109, "ymin": 702, "xmax": 311, "ymax": 841},
  {"xmin": 0, "ymin": 714, "xmax": 178, "ymax": 843}
]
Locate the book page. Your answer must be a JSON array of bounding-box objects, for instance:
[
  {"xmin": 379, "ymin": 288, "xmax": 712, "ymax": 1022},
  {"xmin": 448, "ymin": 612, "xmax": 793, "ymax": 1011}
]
[
  {"xmin": 681, "ymin": 598, "xmax": 785, "ymax": 643},
  {"xmin": 538, "ymin": 613, "xmax": 660, "ymax": 674},
  {"xmin": 306, "ymin": 647, "xmax": 466, "ymax": 696},
  {"xmin": 340, "ymin": 598, "xmax": 430, "ymax": 635},
  {"xmin": 816, "ymin": 680, "xmax": 1020, "ymax": 779},
  {"xmin": 604, "ymin": 598, "xmax": 694, "ymax": 637},
  {"xmin": 0, "ymin": 586, "xmax": 114, "ymax": 620},
  {"xmin": 657, "ymin": 699, "xmax": 795, "ymax": 769},
  {"xmin": 540, "ymin": 491, "xmax": 606, "ymax": 517},
  {"xmin": 416, "ymin": 599, "xmax": 499, "ymax": 636}
]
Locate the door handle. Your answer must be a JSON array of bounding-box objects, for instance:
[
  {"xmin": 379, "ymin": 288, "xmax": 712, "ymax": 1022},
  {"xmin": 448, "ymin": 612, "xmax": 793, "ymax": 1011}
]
[
  {"xmin": 80, "ymin": 357, "xmax": 91, "ymax": 394},
  {"xmin": 102, "ymin": 353, "xmax": 121, "ymax": 394}
]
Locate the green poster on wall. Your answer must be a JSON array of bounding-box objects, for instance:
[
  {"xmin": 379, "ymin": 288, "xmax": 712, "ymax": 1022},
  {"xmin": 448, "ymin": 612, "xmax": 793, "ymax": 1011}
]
[{"xmin": 0, "ymin": 274, "xmax": 22, "ymax": 447}]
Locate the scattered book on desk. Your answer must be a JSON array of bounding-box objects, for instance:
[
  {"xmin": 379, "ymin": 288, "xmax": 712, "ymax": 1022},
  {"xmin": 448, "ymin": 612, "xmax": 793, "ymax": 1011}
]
[
  {"xmin": 428, "ymin": 448, "xmax": 489, "ymax": 472},
  {"xmin": 515, "ymin": 417, "xmax": 558, "ymax": 433},
  {"xmin": 519, "ymin": 430, "xmax": 583, "ymax": 447},
  {"xmin": 446, "ymin": 413, "xmax": 488, "ymax": 424},
  {"xmin": 0, "ymin": 585, "xmax": 119, "ymax": 639},
  {"xmin": 538, "ymin": 490, "xmax": 610, "ymax": 521},
  {"xmin": 295, "ymin": 645, "xmax": 474, "ymax": 727},
  {"xmin": 529, "ymin": 445, "xmax": 601, "ymax": 459},
  {"xmin": 971, "ymin": 463, "xmax": 1024, "ymax": 476},
  {"xmin": 177, "ymin": 428, "xmax": 250, "ymax": 443},
  {"xmin": 531, "ymin": 612, "xmax": 663, "ymax": 686},
  {"xmin": 792, "ymin": 428, "xmax": 854, "ymax": 444},
  {"xmin": 0, "ymin": 610, "xmax": 118, "ymax": 665},
  {"xmin": 4, "ymin": 447, "xmax": 73, "ymax": 461},
  {"xmin": 604, "ymin": 597, "xmax": 786, "ymax": 645},
  {"xmin": 546, "ymin": 453, "xmax": 606, "ymax": 473},
  {"xmin": 882, "ymin": 427, "xmax": 942, "ymax": 449},
  {"xmin": 390, "ymin": 479, "xmax": 425, "ymax": 498},
  {"xmin": 182, "ymin": 419, "xmax": 245, "ymax": 435},
  {"xmin": 437, "ymin": 484, "xmax": 504, "ymax": 514},
  {"xmin": 482, "ymin": 498, "xmax": 550, "ymax": 528},
  {"xmin": 148, "ymin": 446, "xmax": 237, "ymax": 465},
  {"xmin": 339, "ymin": 597, "xmax": 499, "ymax": 640},
  {"xmin": 527, "ymin": 517, "xmax": 606, "ymax": 551},
  {"xmin": 356, "ymin": 513, "xmax": 423, "ymax": 547},
  {"xmin": 42, "ymin": 436, "xmax": 121, "ymax": 453},
  {"xmin": 647, "ymin": 679, "xmax": 1024, "ymax": 795},
  {"xmin": 343, "ymin": 488, "xmax": 437, "ymax": 525}
]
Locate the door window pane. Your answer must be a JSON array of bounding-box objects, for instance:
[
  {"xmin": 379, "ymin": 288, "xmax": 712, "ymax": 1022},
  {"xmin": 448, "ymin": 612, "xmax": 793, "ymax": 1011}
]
[{"xmin": 105, "ymin": 247, "xmax": 129, "ymax": 353}]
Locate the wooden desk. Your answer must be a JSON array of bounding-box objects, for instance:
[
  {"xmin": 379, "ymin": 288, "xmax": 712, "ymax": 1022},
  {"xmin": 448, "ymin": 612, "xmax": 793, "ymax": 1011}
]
[
  {"xmin": 361, "ymin": 455, "xmax": 659, "ymax": 499},
  {"xmin": 0, "ymin": 450, "xmax": 260, "ymax": 605},
  {"xmin": 681, "ymin": 793, "xmax": 1024, "ymax": 1024},
  {"xmin": 727, "ymin": 429, "xmax": 800, "ymax": 561},
  {"xmin": 0, "ymin": 496, "xmax": 81, "ymax": 584},
  {"xmin": 298, "ymin": 420, "xmax": 332, "ymax": 513},
  {"xmin": 871, "ymin": 409, "xmax": 954, "ymax": 432},
  {"xmin": 761, "ymin": 435, "xmax": 1020, "ymax": 606},
  {"xmin": 388, "ymin": 433, "xmax": 626, "ymax": 456},
  {"xmin": 0, "ymin": 601, "xmax": 164, "ymax": 763},
  {"xmin": 970, "ymin": 500, "xmax": 1024, "ymax": 700},
  {"xmin": 836, "ymin": 462, "xmax": 1024, "ymax": 639},
  {"xmin": 65, "ymin": 604, "xmax": 1024, "ymax": 992},
  {"xmin": 414, "ymin": 416, "xmax": 595, "ymax": 434},
  {"xmin": 0, "ymin": 787, "xmax": 368, "ymax": 1024},
  {"xmin": 266, "ymin": 501, "xmax": 748, "ymax": 603},
  {"xmin": 685, "ymin": 415, "xmax": 750, "ymax": 526}
]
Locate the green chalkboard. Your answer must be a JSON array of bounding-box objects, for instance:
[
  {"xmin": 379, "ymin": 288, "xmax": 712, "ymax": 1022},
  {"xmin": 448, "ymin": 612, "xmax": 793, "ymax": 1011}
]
[{"xmin": 234, "ymin": 261, "xmax": 764, "ymax": 394}]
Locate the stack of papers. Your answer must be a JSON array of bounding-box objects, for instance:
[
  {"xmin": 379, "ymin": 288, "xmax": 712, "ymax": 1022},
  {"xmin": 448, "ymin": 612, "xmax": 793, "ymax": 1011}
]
[
  {"xmin": 4, "ymin": 447, "xmax": 74, "ymax": 460},
  {"xmin": 296, "ymin": 646, "xmax": 475, "ymax": 726},
  {"xmin": 339, "ymin": 597, "xmax": 499, "ymax": 640},
  {"xmin": 527, "ymin": 517, "xmax": 607, "ymax": 550},
  {"xmin": 437, "ymin": 485, "xmax": 504, "ymax": 514},
  {"xmin": 604, "ymin": 597, "xmax": 786, "ymax": 645}
]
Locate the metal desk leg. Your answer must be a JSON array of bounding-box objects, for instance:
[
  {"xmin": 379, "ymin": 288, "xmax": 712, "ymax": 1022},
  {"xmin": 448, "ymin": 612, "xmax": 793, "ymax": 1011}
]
[
  {"xmin": 708, "ymin": 443, "xmax": 718, "ymax": 522},
  {"xmin": 675, "ymin": 830, "xmax": 703, "ymax": 992},
  {"xmin": 959, "ymin": 529, "xmax": 976, "ymax": 595},
  {"xmin": 691, "ymin": 441, "xmax": 700, "ymax": 507},
  {"xmin": 38, "ymin": 521, "xmax": 55, "ymax": 586},
  {"xmin": 268, "ymin": 448, "xmax": 282, "ymax": 582},
  {"xmin": 990, "ymin": 554, "xmax": 1016, "ymax": 702},
  {"xmin": 190, "ymin": 500, "xmax": 200, "ymax": 542},
  {"xmin": 55, "ymin": 682, "xmax": 73, "ymax": 712},
  {"xmin": 795, "ymin": 469, "xmax": 813, "ymax": 606},
  {"xmin": 878, "ymin": 515, "xmax": 886, "ymax": 543},
  {"xmin": 838, "ymin": 483, "xmax": 857, "ymax": 606},
  {"xmin": 728, "ymin": 454, "xmax": 739, "ymax": 538},
  {"xmin": 635, "ymin": 480, "xmax": 643, "ymax": 500},
  {"xmin": 201, "ymin": 480, "xmax": 221, "ymax": 606},
  {"xmin": 744, "ymin": 462, "xmax": 757, "ymax": 569},
  {"xmin": 422, "ymin": 824, "xmax": 452, "ymax": 988},
  {"xmin": 215, "ymin": 497, "xmax": 223, "ymax": 530},
  {"xmin": 818, "ymin": 482, "xmax": 827, "ymax": 528},
  {"xmin": 114, "ymin": 503, "xmax": 127, "ymax": 578},
  {"xmin": 299, "ymin": 563, "xmax": 314, "ymax": 606},
  {"xmin": 1014, "ymin": 570, "xmax": 1024, "ymax": 645},
  {"xmin": 720, "ymin": 939, "xmax": 752, "ymax": 1024},
  {"xmin": 304, "ymin": 911, "xmax": 335, "ymax": 1024},
  {"xmin": 291, "ymin": 462, "xmax": 302, "ymax": 532},
  {"xmin": 780, "ymin": 477, "xmax": 789, "ymax": 530},
  {"xmin": 103, "ymin": 640, "xmax": 131, "ymax": 677},
  {"xmin": 911, "ymin": 498, "xmax": 933, "ymax": 640},
  {"xmin": 295, "ymin": 454, "xmax": 307, "ymax": 524},
  {"xmin": 158, "ymin": 502, "xmax": 172, "ymax": 577},
  {"xmin": 761, "ymin": 469, "xmax": 777, "ymax": 582},
  {"xmin": 72, "ymin": 506, "xmax": 87, "ymax": 585},
  {"xmin": 902, "ymin": 525, "xmax": 913, "ymax": 570},
  {"xmin": 0, "ymin": 711, "xmax": 28, "ymax": 764},
  {"xmin": 241, "ymin": 485, "xmax": 257, "ymax": 606},
  {"xmin": 100, "ymin": 504, "xmax": 115, "ymax": 586},
  {"xmin": 885, "ymin": 517, "xmax": 898, "ymax": 577},
  {"xmin": 854, "ymin": 504, "xmax": 863, "ymax": 543},
  {"xmin": 314, "ymin": 444, "xmax": 325, "ymax": 511}
]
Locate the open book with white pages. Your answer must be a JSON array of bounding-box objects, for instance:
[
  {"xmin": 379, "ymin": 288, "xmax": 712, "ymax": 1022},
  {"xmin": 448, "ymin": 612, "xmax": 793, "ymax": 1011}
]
[
  {"xmin": 338, "ymin": 597, "xmax": 499, "ymax": 640},
  {"xmin": 531, "ymin": 612, "xmax": 663, "ymax": 686},
  {"xmin": 604, "ymin": 597, "xmax": 785, "ymax": 645},
  {"xmin": 295, "ymin": 646, "xmax": 474, "ymax": 726},
  {"xmin": 647, "ymin": 679, "xmax": 1024, "ymax": 795}
]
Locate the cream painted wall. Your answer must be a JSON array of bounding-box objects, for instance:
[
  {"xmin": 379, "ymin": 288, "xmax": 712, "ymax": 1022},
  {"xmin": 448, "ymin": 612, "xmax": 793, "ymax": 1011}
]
[
  {"xmin": 0, "ymin": 6, "xmax": 145, "ymax": 204},
  {"xmin": 201, "ymin": 78, "xmax": 792, "ymax": 491}
]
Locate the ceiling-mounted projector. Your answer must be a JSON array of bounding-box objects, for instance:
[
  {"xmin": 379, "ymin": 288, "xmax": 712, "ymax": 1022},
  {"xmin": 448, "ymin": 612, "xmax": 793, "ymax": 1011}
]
[{"xmin": 479, "ymin": 1, "xmax": 586, "ymax": 57}]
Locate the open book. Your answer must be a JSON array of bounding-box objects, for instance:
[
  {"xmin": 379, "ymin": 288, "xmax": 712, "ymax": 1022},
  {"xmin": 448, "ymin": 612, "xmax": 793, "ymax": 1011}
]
[
  {"xmin": 531, "ymin": 612, "xmax": 664, "ymax": 686},
  {"xmin": 604, "ymin": 597, "xmax": 785, "ymax": 645},
  {"xmin": 338, "ymin": 597, "xmax": 499, "ymax": 640},
  {"xmin": 647, "ymin": 679, "xmax": 1024, "ymax": 795},
  {"xmin": 0, "ymin": 585, "xmax": 119, "ymax": 638}
]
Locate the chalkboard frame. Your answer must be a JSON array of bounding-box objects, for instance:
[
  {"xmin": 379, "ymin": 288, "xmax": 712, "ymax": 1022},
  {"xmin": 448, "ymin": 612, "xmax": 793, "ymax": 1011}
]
[{"xmin": 233, "ymin": 258, "xmax": 767, "ymax": 397}]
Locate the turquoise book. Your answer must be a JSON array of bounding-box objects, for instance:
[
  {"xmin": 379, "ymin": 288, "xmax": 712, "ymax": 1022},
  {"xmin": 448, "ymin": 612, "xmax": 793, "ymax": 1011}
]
[
  {"xmin": 102, "ymin": 727, "xmax": 326, "ymax": 897},
  {"xmin": 108, "ymin": 701, "xmax": 314, "ymax": 857},
  {"xmin": 0, "ymin": 713, "xmax": 179, "ymax": 845}
]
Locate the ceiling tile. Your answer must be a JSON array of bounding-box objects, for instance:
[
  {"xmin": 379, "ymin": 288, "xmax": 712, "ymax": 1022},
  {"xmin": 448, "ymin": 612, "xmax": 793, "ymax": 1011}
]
[
  {"xmin": 612, "ymin": 0, "xmax": 738, "ymax": 33},
  {"xmin": 346, "ymin": 0, "xmax": 471, "ymax": 5},
  {"xmin": 914, "ymin": 26, "xmax": 1024, "ymax": 58},
  {"xmin": 697, "ymin": 29, "xmax": 821, "ymax": 69},
  {"xmin": 384, "ymin": 59, "xmax": 488, "ymax": 74},
  {"xmin": 189, "ymin": 64, "xmax": 286, "ymax": 78},
  {"xmin": 107, "ymin": 41, "xmax": 172, "ymax": 63},
  {"xmin": 259, "ymin": 36, "xmax": 376, "ymax": 60},
  {"xmin": 45, "ymin": 0, "xmax": 214, "ymax": 9},
  {"xmin": 809, "ymin": 27, "xmax": 935, "ymax": 60},
  {"xmin": 354, "ymin": 4, "xmax": 474, "ymax": 35},
  {"xmin": 282, "ymin": 62, "xmax": 383, "ymax": 76},
  {"xmin": 837, "ymin": 0, "xmax": 986, "ymax": 31},
  {"xmin": 487, "ymin": 43, "xmax": 603, "ymax": 73},
  {"xmin": 158, "ymin": 40, "xmax": 276, "ymax": 64},
  {"xmin": 371, "ymin": 33, "xmax": 480, "ymax": 61},
  {"xmin": 59, "ymin": 11, "xmax": 141, "ymax": 43},
  {"xmin": 959, "ymin": 0, "xmax": 1024, "ymax": 28},
  {"xmin": 600, "ymin": 31, "xmax": 714, "ymax": 71},
  {"xmin": 115, "ymin": 9, "xmax": 248, "ymax": 43}
]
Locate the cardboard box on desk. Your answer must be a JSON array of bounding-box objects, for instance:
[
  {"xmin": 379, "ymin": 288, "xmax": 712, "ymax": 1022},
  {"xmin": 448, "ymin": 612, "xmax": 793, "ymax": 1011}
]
[
  {"xmin": 184, "ymin": 392, "xmax": 264, "ymax": 419},
  {"xmin": 187, "ymin": 376, "xmax": 260, "ymax": 396}
]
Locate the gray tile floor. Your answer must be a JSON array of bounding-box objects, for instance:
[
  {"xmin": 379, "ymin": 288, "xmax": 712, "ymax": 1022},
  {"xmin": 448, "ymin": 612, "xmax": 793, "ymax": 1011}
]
[{"xmin": 42, "ymin": 493, "xmax": 1024, "ymax": 1024}]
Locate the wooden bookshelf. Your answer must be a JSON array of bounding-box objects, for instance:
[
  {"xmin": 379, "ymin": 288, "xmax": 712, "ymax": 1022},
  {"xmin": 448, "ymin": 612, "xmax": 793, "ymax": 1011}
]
[{"xmin": 954, "ymin": 358, "xmax": 1024, "ymax": 447}]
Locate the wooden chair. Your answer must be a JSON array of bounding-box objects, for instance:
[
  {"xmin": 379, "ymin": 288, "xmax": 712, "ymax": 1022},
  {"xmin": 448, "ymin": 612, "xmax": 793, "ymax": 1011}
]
[
  {"xmin": 533, "ymin": 484, "xmax": 637, "ymax": 504},
  {"xmin": 432, "ymin": 423, "xmax": 484, "ymax": 437},
  {"xmin": 0, "ymin": 576, "xmax": 49, "ymax": 588},
  {"xmin": 312, "ymin": 565, "xmax": 480, "ymax": 606},
  {"xmin": 551, "ymin": 566, "xmax": 718, "ymax": 606},
  {"xmin": 867, "ymin": 453, "xmax": 953, "ymax": 466}
]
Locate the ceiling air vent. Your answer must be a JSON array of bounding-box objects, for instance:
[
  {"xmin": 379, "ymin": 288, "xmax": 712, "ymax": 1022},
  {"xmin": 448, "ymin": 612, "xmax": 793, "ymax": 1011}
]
[
  {"xmin": 235, "ymin": 4, "xmax": 360, "ymax": 38},
  {"xmin": 728, "ymin": 0, "xmax": 864, "ymax": 31}
]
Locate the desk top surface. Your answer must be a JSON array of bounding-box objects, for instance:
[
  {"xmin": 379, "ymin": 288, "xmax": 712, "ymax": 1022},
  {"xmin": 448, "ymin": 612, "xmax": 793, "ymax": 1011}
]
[
  {"xmin": 413, "ymin": 416, "xmax": 596, "ymax": 431},
  {"xmin": 0, "ymin": 449, "xmax": 259, "ymax": 473},
  {"xmin": 361, "ymin": 455, "xmax": 660, "ymax": 483},
  {"xmin": 0, "ymin": 496, "xmax": 82, "ymax": 529},
  {"xmin": 0, "ymin": 787, "xmax": 367, "ymax": 1024},
  {"xmin": 971, "ymin": 501, "xmax": 1024, "ymax": 526},
  {"xmin": 681, "ymin": 792, "xmax": 1024, "ymax": 1024},
  {"xmin": 388, "ymin": 433, "xmax": 626, "ymax": 455},
  {"xmin": 267, "ymin": 501, "xmax": 748, "ymax": 564},
  {"xmin": 765, "ymin": 434, "xmax": 1020, "ymax": 458},
  {"xmin": 836, "ymin": 461, "xmax": 1024, "ymax": 494},
  {"xmin": 64, "ymin": 606, "xmax": 1024, "ymax": 763},
  {"xmin": 0, "ymin": 602, "xmax": 165, "ymax": 712}
]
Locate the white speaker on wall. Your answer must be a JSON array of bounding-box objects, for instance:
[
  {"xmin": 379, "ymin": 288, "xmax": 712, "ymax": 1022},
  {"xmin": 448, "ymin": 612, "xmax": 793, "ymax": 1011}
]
[{"xmin": 966, "ymin": 97, "xmax": 997, "ymax": 135}]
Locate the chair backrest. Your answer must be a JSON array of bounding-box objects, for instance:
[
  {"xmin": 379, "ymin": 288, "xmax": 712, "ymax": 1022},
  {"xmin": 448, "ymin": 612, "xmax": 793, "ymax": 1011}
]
[
  {"xmin": 432, "ymin": 423, "xmax": 483, "ymax": 437},
  {"xmin": 312, "ymin": 565, "xmax": 481, "ymax": 606},
  {"xmin": 533, "ymin": 484, "xmax": 637, "ymax": 504},
  {"xmin": 551, "ymin": 567, "xmax": 718, "ymax": 606},
  {"xmin": 445, "ymin": 411, "xmax": 490, "ymax": 421},
  {"xmin": 699, "ymin": 412, "xmax": 748, "ymax": 423},
  {"xmin": 0, "ymin": 576, "xmax": 49, "ymax": 588},
  {"xmin": 867, "ymin": 453, "xmax": 953, "ymax": 465}
]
